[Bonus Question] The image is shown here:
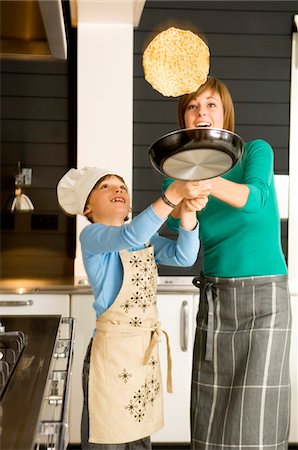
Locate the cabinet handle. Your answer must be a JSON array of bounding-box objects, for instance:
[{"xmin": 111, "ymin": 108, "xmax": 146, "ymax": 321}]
[
  {"xmin": 0, "ymin": 300, "xmax": 34, "ymax": 307},
  {"xmin": 180, "ymin": 300, "xmax": 189, "ymax": 352}
]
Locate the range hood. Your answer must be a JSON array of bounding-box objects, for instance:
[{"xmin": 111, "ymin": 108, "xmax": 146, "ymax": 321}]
[{"xmin": 0, "ymin": 0, "xmax": 67, "ymax": 60}]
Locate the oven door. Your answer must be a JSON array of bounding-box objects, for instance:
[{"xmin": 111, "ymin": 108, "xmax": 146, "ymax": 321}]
[{"xmin": 35, "ymin": 317, "xmax": 75, "ymax": 450}]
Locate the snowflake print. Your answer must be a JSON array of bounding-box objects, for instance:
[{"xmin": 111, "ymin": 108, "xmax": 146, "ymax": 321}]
[
  {"xmin": 153, "ymin": 382, "xmax": 160, "ymax": 395},
  {"xmin": 120, "ymin": 299, "xmax": 134, "ymax": 313},
  {"xmin": 133, "ymin": 389, "xmax": 145, "ymax": 404},
  {"xmin": 148, "ymin": 356, "xmax": 158, "ymax": 369},
  {"xmin": 145, "ymin": 289, "xmax": 154, "ymax": 303},
  {"xmin": 132, "ymin": 273, "xmax": 144, "ymax": 286},
  {"xmin": 134, "ymin": 409, "xmax": 145, "ymax": 423},
  {"xmin": 148, "ymin": 375, "xmax": 160, "ymax": 394},
  {"xmin": 125, "ymin": 374, "xmax": 160, "ymax": 423},
  {"xmin": 129, "ymin": 255, "xmax": 142, "ymax": 268},
  {"xmin": 118, "ymin": 368, "xmax": 132, "ymax": 383},
  {"xmin": 146, "ymin": 272, "xmax": 155, "ymax": 284},
  {"xmin": 125, "ymin": 400, "xmax": 138, "ymax": 415},
  {"xmin": 146, "ymin": 253, "xmax": 155, "ymax": 265},
  {"xmin": 130, "ymin": 291, "xmax": 143, "ymax": 306},
  {"xmin": 140, "ymin": 282, "xmax": 150, "ymax": 295},
  {"xmin": 137, "ymin": 299, "xmax": 150, "ymax": 313},
  {"xmin": 140, "ymin": 263, "xmax": 153, "ymax": 280},
  {"xmin": 122, "ymin": 248, "xmax": 161, "ymax": 425},
  {"xmin": 129, "ymin": 317, "xmax": 142, "ymax": 327},
  {"xmin": 148, "ymin": 393, "xmax": 156, "ymax": 406},
  {"xmin": 141, "ymin": 381, "xmax": 148, "ymax": 391}
]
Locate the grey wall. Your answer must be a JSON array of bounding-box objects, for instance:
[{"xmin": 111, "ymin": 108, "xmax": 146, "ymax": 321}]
[{"xmin": 133, "ymin": 0, "xmax": 296, "ymax": 276}]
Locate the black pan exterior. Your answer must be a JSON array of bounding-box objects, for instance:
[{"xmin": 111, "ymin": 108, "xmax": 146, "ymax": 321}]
[{"xmin": 148, "ymin": 128, "xmax": 244, "ymax": 180}]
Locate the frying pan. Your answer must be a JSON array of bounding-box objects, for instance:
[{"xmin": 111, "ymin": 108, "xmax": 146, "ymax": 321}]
[{"xmin": 148, "ymin": 127, "xmax": 244, "ymax": 180}]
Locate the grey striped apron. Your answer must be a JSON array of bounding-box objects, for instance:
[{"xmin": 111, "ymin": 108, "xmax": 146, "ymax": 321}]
[{"xmin": 191, "ymin": 274, "xmax": 291, "ymax": 450}]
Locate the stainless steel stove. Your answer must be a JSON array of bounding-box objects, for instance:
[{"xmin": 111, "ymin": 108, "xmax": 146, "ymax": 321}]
[
  {"xmin": 0, "ymin": 315, "xmax": 75, "ymax": 450},
  {"xmin": 0, "ymin": 321, "xmax": 27, "ymax": 399}
]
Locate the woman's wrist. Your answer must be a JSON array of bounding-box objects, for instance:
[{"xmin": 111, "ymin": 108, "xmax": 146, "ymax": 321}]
[
  {"xmin": 163, "ymin": 184, "xmax": 183, "ymax": 207},
  {"xmin": 161, "ymin": 192, "xmax": 177, "ymax": 208}
]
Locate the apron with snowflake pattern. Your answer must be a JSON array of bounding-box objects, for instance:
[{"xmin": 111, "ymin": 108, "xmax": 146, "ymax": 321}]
[{"xmin": 88, "ymin": 245, "xmax": 172, "ymax": 444}]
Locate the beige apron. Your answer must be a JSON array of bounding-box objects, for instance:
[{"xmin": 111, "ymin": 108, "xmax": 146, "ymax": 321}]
[{"xmin": 89, "ymin": 245, "xmax": 172, "ymax": 444}]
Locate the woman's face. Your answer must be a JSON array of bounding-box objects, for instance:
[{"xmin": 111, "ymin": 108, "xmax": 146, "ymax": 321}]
[
  {"xmin": 184, "ymin": 88, "xmax": 224, "ymax": 129},
  {"xmin": 85, "ymin": 176, "xmax": 130, "ymax": 225}
]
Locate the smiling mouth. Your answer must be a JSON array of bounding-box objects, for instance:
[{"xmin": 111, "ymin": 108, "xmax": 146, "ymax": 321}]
[
  {"xmin": 195, "ymin": 122, "xmax": 211, "ymax": 128},
  {"xmin": 111, "ymin": 197, "xmax": 125, "ymax": 203}
]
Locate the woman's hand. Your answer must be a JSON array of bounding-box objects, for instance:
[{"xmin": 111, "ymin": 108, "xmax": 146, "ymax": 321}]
[
  {"xmin": 167, "ymin": 179, "xmax": 212, "ymax": 204},
  {"xmin": 152, "ymin": 179, "xmax": 211, "ymax": 220},
  {"xmin": 183, "ymin": 195, "xmax": 209, "ymax": 212}
]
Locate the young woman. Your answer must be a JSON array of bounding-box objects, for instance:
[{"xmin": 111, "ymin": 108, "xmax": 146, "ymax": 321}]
[
  {"xmin": 57, "ymin": 166, "xmax": 210, "ymax": 450},
  {"xmin": 164, "ymin": 77, "xmax": 291, "ymax": 450}
]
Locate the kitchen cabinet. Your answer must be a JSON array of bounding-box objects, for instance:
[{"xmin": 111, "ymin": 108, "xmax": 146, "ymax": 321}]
[
  {"xmin": 0, "ymin": 293, "xmax": 69, "ymax": 316},
  {"xmin": 68, "ymin": 291, "xmax": 198, "ymax": 444},
  {"xmin": 69, "ymin": 293, "xmax": 95, "ymax": 443},
  {"xmin": 152, "ymin": 293, "xmax": 197, "ymax": 443},
  {"xmin": 289, "ymin": 293, "xmax": 298, "ymax": 443}
]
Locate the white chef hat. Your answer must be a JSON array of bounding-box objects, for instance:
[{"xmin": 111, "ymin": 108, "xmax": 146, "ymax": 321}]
[{"xmin": 57, "ymin": 166, "xmax": 112, "ymax": 215}]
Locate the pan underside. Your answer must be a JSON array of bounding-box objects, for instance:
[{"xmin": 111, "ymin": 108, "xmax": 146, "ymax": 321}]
[{"xmin": 162, "ymin": 148, "xmax": 233, "ymax": 180}]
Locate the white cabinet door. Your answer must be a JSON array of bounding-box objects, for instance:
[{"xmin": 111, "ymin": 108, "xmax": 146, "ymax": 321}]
[
  {"xmin": 0, "ymin": 294, "xmax": 69, "ymax": 316},
  {"xmin": 152, "ymin": 293, "xmax": 195, "ymax": 443},
  {"xmin": 289, "ymin": 293, "xmax": 298, "ymax": 443},
  {"xmin": 69, "ymin": 294, "xmax": 95, "ymax": 444}
]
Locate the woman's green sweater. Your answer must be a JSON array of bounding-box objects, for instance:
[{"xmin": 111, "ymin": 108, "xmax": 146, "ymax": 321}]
[{"xmin": 163, "ymin": 139, "xmax": 287, "ymax": 277}]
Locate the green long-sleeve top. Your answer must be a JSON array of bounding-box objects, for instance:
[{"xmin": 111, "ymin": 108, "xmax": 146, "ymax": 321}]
[{"xmin": 163, "ymin": 139, "xmax": 287, "ymax": 277}]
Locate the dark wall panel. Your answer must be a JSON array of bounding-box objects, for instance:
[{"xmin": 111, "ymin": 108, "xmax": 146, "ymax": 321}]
[
  {"xmin": 134, "ymin": 78, "xmax": 291, "ymax": 102},
  {"xmin": 0, "ymin": 57, "xmax": 76, "ymax": 282},
  {"xmin": 133, "ymin": 0, "xmax": 296, "ymax": 276},
  {"xmin": 2, "ymin": 97, "xmax": 68, "ymax": 120}
]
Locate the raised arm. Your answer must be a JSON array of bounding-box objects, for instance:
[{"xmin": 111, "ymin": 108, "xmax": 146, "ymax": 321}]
[{"xmin": 152, "ymin": 179, "xmax": 211, "ymax": 226}]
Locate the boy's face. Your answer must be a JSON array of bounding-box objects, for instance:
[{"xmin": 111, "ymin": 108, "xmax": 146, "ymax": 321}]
[{"xmin": 84, "ymin": 176, "xmax": 130, "ymax": 225}]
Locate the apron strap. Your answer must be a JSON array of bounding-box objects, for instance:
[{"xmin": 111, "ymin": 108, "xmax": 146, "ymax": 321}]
[
  {"xmin": 205, "ymin": 284, "xmax": 215, "ymax": 361},
  {"xmin": 193, "ymin": 275, "xmax": 217, "ymax": 361},
  {"xmin": 143, "ymin": 323, "xmax": 173, "ymax": 393}
]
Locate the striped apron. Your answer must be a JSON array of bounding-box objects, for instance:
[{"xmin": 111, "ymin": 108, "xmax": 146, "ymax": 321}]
[
  {"xmin": 191, "ymin": 274, "xmax": 291, "ymax": 450},
  {"xmin": 88, "ymin": 246, "xmax": 172, "ymax": 444}
]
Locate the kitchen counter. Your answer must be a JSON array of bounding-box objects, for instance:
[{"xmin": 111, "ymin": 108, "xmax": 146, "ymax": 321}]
[
  {"xmin": 0, "ymin": 278, "xmax": 92, "ymax": 295},
  {"xmin": 0, "ymin": 315, "xmax": 62, "ymax": 450},
  {"xmin": 0, "ymin": 277, "xmax": 201, "ymax": 294},
  {"xmin": 1, "ymin": 276, "xmax": 296, "ymax": 296}
]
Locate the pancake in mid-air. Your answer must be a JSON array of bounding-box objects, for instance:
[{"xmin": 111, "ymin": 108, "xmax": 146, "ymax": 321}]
[{"xmin": 143, "ymin": 26, "xmax": 210, "ymax": 97}]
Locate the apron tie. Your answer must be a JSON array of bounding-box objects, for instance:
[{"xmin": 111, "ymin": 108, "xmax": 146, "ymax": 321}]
[
  {"xmin": 193, "ymin": 275, "xmax": 217, "ymax": 361},
  {"xmin": 144, "ymin": 322, "xmax": 173, "ymax": 393}
]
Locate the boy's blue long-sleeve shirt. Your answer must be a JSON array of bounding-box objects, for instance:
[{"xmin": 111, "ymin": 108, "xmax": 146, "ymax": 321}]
[{"xmin": 80, "ymin": 205, "xmax": 199, "ymax": 317}]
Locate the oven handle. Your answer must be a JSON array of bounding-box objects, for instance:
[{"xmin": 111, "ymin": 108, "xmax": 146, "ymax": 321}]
[
  {"xmin": 0, "ymin": 300, "xmax": 34, "ymax": 307},
  {"xmin": 180, "ymin": 300, "xmax": 189, "ymax": 352},
  {"xmin": 40, "ymin": 317, "xmax": 76, "ymax": 449},
  {"xmin": 58, "ymin": 317, "xmax": 76, "ymax": 450}
]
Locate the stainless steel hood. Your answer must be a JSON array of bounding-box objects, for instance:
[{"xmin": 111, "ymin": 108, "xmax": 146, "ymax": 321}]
[{"xmin": 0, "ymin": 0, "xmax": 67, "ymax": 60}]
